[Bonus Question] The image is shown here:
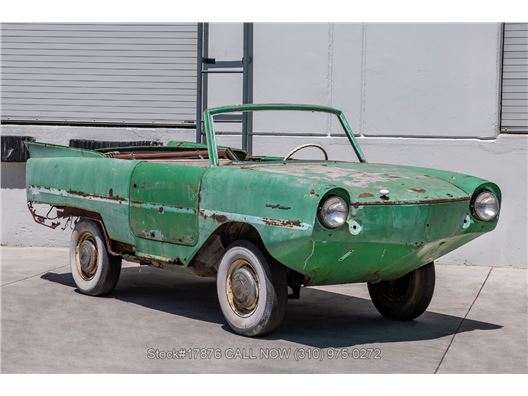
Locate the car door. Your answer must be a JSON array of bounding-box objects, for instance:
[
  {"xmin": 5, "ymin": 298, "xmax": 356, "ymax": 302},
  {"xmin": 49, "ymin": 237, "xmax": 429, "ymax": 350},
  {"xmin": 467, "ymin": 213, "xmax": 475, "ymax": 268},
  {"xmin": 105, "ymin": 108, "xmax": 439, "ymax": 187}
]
[{"xmin": 129, "ymin": 162, "xmax": 207, "ymax": 246}]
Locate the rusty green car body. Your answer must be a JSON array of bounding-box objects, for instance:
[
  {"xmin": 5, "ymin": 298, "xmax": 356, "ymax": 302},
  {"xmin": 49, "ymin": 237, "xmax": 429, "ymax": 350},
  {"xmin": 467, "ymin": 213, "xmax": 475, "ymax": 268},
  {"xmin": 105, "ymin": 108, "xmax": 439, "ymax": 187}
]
[{"xmin": 26, "ymin": 104, "xmax": 500, "ymax": 287}]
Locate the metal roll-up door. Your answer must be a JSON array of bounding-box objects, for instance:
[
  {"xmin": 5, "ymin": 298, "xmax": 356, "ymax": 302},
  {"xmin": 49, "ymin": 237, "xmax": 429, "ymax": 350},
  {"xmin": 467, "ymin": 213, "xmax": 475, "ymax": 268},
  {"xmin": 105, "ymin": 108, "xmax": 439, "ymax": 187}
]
[
  {"xmin": 1, "ymin": 23, "xmax": 197, "ymax": 126},
  {"xmin": 501, "ymin": 23, "xmax": 528, "ymax": 133}
]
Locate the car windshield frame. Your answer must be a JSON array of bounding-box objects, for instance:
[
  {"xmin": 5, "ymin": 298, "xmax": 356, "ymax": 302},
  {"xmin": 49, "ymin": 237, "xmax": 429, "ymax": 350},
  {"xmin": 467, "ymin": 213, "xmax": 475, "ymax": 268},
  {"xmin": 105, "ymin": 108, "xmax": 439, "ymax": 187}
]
[{"xmin": 203, "ymin": 103, "xmax": 367, "ymax": 166}]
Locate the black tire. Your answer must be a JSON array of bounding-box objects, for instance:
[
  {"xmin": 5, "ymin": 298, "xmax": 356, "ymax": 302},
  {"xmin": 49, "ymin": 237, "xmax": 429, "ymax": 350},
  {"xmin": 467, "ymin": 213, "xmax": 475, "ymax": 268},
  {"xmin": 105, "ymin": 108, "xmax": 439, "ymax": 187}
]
[
  {"xmin": 70, "ymin": 219, "xmax": 122, "ymax": 296},
  {"xmin": 368, "ymin": 262, "xmax": 435, "ymax": 320},
  {"xmin": 216, "ymin": 240, "xmax": 288, "ymax": 336}
]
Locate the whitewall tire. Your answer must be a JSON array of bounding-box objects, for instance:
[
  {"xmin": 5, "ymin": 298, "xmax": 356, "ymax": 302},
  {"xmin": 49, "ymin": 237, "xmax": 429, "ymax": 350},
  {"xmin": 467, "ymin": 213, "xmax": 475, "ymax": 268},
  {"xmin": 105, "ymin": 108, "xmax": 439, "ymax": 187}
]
[
  {"xmin": 217, "ymin": 240, "xmax": 287, "ymax": 336},
  {"xmin": 70, "ymin": 219, "xmax": 122, "ymax": 296}
]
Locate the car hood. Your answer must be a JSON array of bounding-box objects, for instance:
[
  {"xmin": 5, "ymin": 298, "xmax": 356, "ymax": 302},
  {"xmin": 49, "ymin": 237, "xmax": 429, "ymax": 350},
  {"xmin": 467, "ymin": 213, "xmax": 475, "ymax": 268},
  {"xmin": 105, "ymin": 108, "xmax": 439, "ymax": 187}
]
[{"xmin": 235, "ymin": 161, "xmax": 470, "ymax": 205}]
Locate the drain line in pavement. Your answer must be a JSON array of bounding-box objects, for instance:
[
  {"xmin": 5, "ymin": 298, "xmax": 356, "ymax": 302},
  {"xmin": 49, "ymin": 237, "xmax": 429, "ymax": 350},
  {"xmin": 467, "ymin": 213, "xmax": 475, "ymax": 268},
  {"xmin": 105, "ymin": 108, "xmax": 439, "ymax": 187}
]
[{"xmin": 434, "ymin": 266, "xmax": 494, "ymax": 374}]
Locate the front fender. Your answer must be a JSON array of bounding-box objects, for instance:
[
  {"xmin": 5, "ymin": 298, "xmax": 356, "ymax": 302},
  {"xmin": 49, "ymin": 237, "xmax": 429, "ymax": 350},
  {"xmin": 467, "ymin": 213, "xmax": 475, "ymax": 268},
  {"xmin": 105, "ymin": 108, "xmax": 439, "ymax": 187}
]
[{"xmin": 198, "ymin": 166, "xmax": 330, "ymax": 264}]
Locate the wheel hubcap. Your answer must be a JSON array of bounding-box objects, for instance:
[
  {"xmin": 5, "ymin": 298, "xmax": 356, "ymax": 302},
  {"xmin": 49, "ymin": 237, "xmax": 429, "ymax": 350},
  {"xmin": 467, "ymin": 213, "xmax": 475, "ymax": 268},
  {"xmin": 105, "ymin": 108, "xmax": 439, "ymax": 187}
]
[
  {"xmin": 226, "ymin": 259, "xmax": 259, "ymax": 317},
  {"xmin": 76, "ymin": 233, "xmax": 98, "ymax": 281}
]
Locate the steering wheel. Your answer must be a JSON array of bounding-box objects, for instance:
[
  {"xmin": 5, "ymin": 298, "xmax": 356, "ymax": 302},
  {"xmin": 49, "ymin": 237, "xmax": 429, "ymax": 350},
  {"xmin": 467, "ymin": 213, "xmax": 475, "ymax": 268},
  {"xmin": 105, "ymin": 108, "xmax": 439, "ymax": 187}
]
[{"xmin": 283, "ymin": 144, "xmax": 329, "ymax": 162}]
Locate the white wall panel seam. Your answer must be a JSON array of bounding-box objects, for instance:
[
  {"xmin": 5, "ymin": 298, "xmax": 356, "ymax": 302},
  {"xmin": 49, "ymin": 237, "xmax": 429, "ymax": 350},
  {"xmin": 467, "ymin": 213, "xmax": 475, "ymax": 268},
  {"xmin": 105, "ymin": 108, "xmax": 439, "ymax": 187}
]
[{"xmin": 359, "ymin": 23, "xmax": 368, "ymax": 137}]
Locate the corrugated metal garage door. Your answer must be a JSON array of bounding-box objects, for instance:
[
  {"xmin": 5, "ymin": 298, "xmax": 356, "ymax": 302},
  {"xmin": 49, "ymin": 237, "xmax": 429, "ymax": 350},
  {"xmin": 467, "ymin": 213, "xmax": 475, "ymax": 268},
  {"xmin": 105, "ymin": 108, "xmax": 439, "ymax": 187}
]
[
  {"xmin": 501, "ymin": 23, "xmax": 528, "ymax": 133},
  {"xmin": 1, "ymin": 23, "xmax": 197, "ymax": 126}
]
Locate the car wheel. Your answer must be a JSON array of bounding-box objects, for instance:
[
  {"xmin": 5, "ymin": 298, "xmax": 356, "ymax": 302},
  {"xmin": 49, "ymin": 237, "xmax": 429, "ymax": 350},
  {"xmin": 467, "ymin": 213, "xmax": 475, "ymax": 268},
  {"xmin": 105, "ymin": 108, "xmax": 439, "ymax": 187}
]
[
  {"xmin": 367, "ymin": 262, "xmax": 435, "ymax": 320},
  {"xmin": 70, "ymin": 219, "xmax": 122, "ymax": 296},
  {"xmin": 217, "ymin": 240, "xmax": 288, "ymax": 336}
]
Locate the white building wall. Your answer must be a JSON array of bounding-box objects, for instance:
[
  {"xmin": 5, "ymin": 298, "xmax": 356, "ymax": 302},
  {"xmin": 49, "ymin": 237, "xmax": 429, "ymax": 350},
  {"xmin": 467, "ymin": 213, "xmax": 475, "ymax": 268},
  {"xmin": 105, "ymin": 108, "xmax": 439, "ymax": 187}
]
[
  {"xmin": 1, "ymin": 23, "xmax": 527, "ymax": 268},
  {"xmin": 206, "ymin": 22, "xmax": 527, "ymax": 268},
  {"xmin": 208, "ymin": 23, "xmax": 503, "ymax": 137}
]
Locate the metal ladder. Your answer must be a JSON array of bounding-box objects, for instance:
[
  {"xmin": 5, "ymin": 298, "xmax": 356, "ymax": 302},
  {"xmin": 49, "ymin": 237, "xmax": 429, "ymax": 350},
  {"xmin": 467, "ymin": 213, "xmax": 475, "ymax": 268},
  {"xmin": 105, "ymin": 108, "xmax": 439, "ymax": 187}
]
[{"xmin": 195, "ymin": 23, "xmax": 254, "ymax": 153}]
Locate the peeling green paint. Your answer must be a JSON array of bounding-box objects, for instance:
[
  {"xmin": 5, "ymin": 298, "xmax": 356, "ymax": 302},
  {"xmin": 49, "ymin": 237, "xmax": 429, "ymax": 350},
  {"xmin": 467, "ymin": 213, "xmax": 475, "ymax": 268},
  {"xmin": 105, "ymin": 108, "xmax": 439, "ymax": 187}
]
[{"xmin": 25, "ymin": 104, "xmax": 501, "ymax": 285}]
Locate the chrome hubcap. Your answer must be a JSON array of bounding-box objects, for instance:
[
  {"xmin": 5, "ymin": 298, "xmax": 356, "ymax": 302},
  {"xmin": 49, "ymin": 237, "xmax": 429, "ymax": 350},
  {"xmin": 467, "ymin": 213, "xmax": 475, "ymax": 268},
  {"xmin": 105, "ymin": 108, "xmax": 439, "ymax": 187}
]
[
  {"xmin": 226, "ymin": 259, "xmax": 259, "ymax": 317},
  {"xmin": 76, "ymin": 233, "xmax": 98, "ymax": 281}
]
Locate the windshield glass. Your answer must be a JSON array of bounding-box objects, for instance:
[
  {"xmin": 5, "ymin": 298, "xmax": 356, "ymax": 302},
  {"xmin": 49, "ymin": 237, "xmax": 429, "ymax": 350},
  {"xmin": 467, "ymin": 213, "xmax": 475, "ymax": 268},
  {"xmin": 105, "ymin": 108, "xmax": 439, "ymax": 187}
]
[{"xmin": 206, "ymin": 106, "xmax": 364, "ymax": 165}]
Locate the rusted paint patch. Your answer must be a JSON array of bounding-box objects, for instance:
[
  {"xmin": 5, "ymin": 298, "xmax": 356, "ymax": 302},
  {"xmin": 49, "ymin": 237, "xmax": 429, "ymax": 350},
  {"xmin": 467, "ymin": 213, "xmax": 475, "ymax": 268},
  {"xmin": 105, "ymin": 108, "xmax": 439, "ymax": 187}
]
[
  {"xmin": 266, "ymin": 203, "xmax": 292, "ymax": 210},
  {"xmin": 199, "ymin": 209, "xmax": 311, "ymax": 231},
  {"xmin": 262, "ymin": 217, "xmax": 302, "ymax": 228},
  {"xmin": 351, "ymin": 196, "xmax": 470, "ymax": 208},
  {"xmin": 245, "ymin": 163, "xmax": 425, "ymax": 188},
  {"xmin": 359, "ymin": 192, "xmax": 374, "ymax": 198},
  {"xmin": 410, "ymin": 188, "xmax": 427, "ymax": 193},
  {"xmin": 198, "ymin": 208, "xmax": 228, "ymax": 223},
  {"xmin": 66, "ymin": 188, "xmax": 126, "ymax": 202},
  {"xmin": 173, "ymin": 236, "xmax": 195, "ymax": 245},
  {"xmin": 211, "ymin": 213, "xmax": 228, "ymax": 223},
  {"xmin": 31, "ymin": 185, "xmax": 128, "ymax": 204},
  {"xmin": 141, "ymin": 230, "xmax": 161, "ymax": 239},
  {"xmin": 309, "ymin": 189, "xmax": 320, "ymax": 198}
]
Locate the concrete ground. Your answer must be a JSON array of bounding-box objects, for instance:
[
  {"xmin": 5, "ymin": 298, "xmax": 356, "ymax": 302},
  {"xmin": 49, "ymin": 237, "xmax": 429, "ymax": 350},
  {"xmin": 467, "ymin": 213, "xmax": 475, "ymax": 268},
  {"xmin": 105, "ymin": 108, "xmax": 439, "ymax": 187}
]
[{"xmin": 1, "ymin": 247, "xmax": 526, "ymax": 373}]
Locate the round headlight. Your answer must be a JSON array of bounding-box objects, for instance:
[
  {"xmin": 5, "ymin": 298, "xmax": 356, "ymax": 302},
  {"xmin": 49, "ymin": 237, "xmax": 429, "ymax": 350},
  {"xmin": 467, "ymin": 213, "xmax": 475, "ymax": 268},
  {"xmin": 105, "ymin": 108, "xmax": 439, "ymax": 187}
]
[
  {"xmin": 319, "ymin": 196, "xmax": 349, "ymax": 228},
  {"xmin": 471, "ymin": 190, "xmax": 499, "ymax": 221}
]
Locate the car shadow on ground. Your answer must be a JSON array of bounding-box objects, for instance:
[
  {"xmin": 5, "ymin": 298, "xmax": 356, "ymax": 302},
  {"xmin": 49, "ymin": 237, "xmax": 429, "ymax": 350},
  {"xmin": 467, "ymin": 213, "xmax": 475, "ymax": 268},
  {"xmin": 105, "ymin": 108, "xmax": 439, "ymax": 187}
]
[{"xmin": 41, "ymin": 266, "xmax": 502, "ymax": 348}]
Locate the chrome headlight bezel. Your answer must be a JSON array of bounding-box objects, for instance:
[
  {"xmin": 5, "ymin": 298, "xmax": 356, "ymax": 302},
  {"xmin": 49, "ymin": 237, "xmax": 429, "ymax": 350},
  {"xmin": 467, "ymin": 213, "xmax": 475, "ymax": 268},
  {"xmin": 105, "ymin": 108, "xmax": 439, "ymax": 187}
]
[
  {"xmin": 318, "ymin": 195, "xmax": 349, "ymax": 229},
  {"xmin": 470, "ymin": 189, "xmax": 499, "ymax": 222}
]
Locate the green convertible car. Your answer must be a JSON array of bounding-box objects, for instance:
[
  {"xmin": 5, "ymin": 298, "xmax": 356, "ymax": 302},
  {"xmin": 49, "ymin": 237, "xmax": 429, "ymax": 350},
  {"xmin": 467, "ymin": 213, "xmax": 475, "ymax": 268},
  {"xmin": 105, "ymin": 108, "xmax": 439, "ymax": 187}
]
[{"xmin": 26, "ymin": 104, "xmax": 501, "ymax": 336}]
